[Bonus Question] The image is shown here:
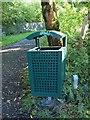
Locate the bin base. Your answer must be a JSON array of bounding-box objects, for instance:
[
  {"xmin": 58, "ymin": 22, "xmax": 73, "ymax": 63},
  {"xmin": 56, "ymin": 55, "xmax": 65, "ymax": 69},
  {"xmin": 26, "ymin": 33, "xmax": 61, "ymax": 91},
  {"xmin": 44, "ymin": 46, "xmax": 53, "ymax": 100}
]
[{"xmin": 40, "ymin": 98, "xmax": 54, "ymax": 107}]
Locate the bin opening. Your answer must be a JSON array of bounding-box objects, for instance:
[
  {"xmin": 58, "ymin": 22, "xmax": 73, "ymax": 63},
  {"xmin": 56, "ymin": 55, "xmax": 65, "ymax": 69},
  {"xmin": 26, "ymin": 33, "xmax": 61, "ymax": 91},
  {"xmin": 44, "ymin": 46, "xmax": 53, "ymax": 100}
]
[{"xmin": 37, "ymin": 46, "xmax": 61, "ymax": 50}]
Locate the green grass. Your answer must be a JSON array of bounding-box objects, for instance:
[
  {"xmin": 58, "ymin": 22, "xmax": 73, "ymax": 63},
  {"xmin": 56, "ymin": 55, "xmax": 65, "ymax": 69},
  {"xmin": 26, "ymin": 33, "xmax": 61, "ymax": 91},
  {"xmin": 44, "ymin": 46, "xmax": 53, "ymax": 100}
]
[
  {"xmin": 39, "ymin": 36, "xmax": 49, "ymax": 46},
  {"xmin": 1, "ymin": 31, "xmax": 34, "ymax": 47}
]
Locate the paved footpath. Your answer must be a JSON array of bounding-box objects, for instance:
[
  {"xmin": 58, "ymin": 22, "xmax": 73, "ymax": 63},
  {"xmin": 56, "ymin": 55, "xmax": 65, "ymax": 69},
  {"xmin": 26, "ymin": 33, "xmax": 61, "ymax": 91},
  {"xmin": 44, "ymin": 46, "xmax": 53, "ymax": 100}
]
[{"xmin": 1, "ymin": 39, "xmax": 35, "ymax": 118}]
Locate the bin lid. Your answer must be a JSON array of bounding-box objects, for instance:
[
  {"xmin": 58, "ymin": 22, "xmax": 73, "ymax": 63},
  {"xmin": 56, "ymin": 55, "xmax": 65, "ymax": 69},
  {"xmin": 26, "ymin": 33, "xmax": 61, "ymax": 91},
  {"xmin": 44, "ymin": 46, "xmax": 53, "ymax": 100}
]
[{"xmin": 26, "ymin": 30, "xmax": 66, "ymax": 40}]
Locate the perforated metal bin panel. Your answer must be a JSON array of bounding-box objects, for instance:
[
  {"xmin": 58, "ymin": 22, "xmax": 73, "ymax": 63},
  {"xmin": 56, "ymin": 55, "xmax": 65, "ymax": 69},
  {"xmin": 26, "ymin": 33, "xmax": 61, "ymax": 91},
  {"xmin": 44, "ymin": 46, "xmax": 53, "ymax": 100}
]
[{"xmin": 27, "ymin": 47, "xmax": 66, "ymax": 97}]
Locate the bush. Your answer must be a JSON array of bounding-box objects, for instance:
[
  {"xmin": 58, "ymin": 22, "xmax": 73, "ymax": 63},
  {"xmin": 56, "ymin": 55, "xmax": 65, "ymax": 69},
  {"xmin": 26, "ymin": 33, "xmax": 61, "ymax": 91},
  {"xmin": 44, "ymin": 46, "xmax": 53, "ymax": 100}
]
[{"xmin": 2, "ymin": 0, "xmax": 42, "ymax": 35}]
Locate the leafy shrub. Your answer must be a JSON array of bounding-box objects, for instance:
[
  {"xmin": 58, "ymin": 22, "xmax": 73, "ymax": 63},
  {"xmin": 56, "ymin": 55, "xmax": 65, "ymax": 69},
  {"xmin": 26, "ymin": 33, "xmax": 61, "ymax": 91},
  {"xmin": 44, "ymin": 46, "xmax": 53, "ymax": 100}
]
[
  {"xmin": 2, "ymin": 0, "xmax": 42, "ymax": 32},
  {"xmin": 67, "ymin": 46, "xmax": 88, "ymax": 84}
]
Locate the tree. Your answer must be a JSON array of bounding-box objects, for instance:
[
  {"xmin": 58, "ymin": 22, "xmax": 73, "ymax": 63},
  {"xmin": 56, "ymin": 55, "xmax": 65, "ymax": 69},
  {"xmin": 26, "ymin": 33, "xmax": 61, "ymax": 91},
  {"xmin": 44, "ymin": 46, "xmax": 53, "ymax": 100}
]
[
  {"xmin": 78, "ymin": 15, "xmax": 88, "ymax": 50},
  {"xmin": 41, "ymin": 0, "xmax": 62, "ymax": 46},
  {"xmin": 2, "ymin": 0, "xmax": 42, "ymax": 35}
]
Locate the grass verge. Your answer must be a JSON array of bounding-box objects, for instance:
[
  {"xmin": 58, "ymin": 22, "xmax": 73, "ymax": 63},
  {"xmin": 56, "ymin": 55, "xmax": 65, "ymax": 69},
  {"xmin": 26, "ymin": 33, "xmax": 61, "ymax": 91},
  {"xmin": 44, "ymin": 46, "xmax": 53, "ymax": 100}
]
[{"xmin": 1, "ymin": 31, "xmax": 34, "ymax": 47}]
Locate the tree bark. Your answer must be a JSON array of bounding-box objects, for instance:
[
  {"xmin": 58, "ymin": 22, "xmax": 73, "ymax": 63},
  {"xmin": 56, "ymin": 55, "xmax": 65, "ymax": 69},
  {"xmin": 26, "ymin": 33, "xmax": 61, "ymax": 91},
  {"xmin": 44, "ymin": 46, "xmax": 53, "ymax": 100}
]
[
  {"xmin": 41, "ymin": 0, "xmax": 62, "ymax": 46},
  {"xmin": 78, "ymin": 15, "xmax": 88, "ymax": 50}
]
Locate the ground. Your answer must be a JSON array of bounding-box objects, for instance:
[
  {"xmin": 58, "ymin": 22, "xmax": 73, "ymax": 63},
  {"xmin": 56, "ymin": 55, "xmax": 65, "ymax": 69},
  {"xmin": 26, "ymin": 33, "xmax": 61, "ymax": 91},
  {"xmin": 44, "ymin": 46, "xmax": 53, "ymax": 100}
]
[
  {"xmin": 1, "ymin": 38, "xmax": 90, "ymax": 119},
  {"xmin": 1, "ymin": 39, "xmax": 35, "ymax": 118}
]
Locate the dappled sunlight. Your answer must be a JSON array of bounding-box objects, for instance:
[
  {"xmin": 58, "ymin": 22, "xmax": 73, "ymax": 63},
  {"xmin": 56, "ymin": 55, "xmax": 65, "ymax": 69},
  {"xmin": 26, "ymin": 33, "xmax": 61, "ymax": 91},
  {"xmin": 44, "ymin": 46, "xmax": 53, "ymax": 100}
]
[
  {"xmin": 2, "ymin": 1, "xmax": 89, "ymax": 118},
  {"xmin": 19, "ymin": 0, "xmax": 41, "ymax": 3},
  {"xmin": 0, "ymin": 47, "xmax": 26, "ymax": 53}
]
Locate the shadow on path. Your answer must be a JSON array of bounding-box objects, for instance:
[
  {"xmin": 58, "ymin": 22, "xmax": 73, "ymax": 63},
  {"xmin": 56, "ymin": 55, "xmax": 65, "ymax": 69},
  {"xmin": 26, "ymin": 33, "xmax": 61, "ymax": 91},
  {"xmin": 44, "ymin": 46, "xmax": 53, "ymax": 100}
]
[{"xmin": 1, "ymin": 39, "xmax": 35, "ymax": 118}]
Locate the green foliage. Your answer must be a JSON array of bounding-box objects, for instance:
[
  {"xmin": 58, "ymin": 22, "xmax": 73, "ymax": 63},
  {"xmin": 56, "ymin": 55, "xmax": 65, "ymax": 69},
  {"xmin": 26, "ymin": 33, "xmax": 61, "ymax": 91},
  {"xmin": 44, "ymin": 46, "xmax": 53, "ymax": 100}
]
[
  {"xmin": 39, "ymin": 36, "xmax": 49, "ymax": 46},
  {"xmin": 2, "ymin": 0, "xmax": 42, "ymax": 28},
  {"xmin": 67, "ymin": 46, "xmax": 88, "ymax": 83},
  {"xmin": 56, "ymin": 2, "xmax": 89, "ymax": 84},
  {"xmin": 21, "ymin": 93, "xmax": 38, "ymax": 113},
  {"xmin": 37, "ymin": 110, "xmax": 52, "ymax": 118},
  {"xmin": 22, "ymin": 67, "xmax": 30, "ymax": 86},
  {"xmin": 57, "ymin": 2, "xmax": 88, "ymax": 43},
  {"xmin": 21, "ymin": 68, "xmax": 90, "ymax": 118}
]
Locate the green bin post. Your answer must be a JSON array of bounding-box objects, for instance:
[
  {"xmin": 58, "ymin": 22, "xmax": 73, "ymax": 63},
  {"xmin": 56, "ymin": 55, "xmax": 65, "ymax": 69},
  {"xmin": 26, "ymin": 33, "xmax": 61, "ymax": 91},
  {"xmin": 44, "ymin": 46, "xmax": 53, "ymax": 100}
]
[{"xmin": 26, "ymin": 30, "xmax": 67, "ymax": 97}]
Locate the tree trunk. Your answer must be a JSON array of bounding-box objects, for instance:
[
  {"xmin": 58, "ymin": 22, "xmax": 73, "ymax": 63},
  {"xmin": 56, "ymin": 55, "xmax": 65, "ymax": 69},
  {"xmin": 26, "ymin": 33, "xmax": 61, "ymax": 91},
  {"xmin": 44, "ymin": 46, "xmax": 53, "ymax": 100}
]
[
  {"xmin": 78, "ymin": 15, "xmax": 88, "ymax": 50},
  {"xmin": 41, "ymin": 0, "xmax": 62, "ymax": 46}
]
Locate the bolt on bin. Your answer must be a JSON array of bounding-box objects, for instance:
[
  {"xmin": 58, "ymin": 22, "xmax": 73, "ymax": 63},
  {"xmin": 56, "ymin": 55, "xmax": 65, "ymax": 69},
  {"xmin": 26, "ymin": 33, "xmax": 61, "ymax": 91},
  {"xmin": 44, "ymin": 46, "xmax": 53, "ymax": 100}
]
[{"xmin": 26, "ymin": 30, "xmax": 67, "ymax": 97}]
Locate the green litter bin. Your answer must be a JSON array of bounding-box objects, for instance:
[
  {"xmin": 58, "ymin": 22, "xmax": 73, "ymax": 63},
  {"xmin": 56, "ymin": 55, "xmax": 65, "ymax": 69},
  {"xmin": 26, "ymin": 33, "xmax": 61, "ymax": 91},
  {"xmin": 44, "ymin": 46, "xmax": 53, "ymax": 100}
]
[{"xmin": 26, "ymin": 30, "xmax": 67, "ymax": 97}]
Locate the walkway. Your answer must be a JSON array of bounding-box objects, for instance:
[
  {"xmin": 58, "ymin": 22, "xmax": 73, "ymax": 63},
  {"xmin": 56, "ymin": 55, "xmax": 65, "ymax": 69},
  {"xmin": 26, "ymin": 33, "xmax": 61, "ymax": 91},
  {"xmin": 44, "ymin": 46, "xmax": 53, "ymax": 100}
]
[{"xmin": 1, "ymin": 39, "xmax": 35, "ymax": 118}]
